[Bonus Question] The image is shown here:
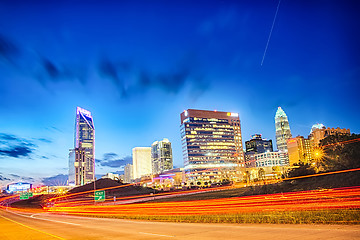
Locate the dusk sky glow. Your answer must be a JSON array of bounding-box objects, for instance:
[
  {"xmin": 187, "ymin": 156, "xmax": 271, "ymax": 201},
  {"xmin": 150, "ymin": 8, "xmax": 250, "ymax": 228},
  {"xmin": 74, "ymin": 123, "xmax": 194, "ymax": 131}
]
[{"xmin": 0, "ymin": 0, "xmax": 359, "ymax": 187}]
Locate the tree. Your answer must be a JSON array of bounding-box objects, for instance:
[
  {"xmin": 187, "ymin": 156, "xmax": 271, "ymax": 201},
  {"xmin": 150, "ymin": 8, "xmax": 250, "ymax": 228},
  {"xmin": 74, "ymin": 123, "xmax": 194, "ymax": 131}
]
[
  {"xmin": 287, "ymin": 162, "xmax": 316, "ymax": 178},
  {"xmin": 320, "ymin": 133, "xmax": 360, "ymax": 171}
]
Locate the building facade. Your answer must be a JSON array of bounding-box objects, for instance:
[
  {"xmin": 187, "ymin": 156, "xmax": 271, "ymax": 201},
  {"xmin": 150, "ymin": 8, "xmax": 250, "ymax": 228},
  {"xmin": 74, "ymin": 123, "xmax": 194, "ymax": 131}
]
[
  {"xmin": 124, "ymin": 163, "xmax": 133, "ymax": 183},
  {"xmin": 101, "ymin": 173, "xmax": 120, "ymax": 181},
  {"xmin": 151, "ymin": 138, "xmax": 173, "ymax": 175},
  {"xmin": 287, "ymin": 136, "xmax": 313, "ymax": 166},
  {"xmin": 68, "ymin": 149, "xmax": 75, "ymax": 185},
  {"xmin": 180, "ymin": 109, "xmax": 244, "ymax": 185},
  {"xmin": 245, "ymin": 134, "xmax": 273, "ymax": 154},
  {"xmin": 74, "ymin": 144, "xmax": 86, "ymax": 186},
  {"xmin": 275, "ymin": 107, "xmax": 292, "ymax": 152},
  {"xmin": 254, "ymin": 151, "xmax": 288, "ymax": 168},
  {"xmin": 309, "ymin": 126, "xmax": 351, "ymax": 146},
  {"xmin": 132, "ymin": 147, "xmax": 152, "ymax": 180},
  {"xmin": 74, "ymin": 107, "xmax": 95, "ymax": 185},
  {"xmin": 245, "ymin": 134, "xmax": 273, "ymax": 167}
]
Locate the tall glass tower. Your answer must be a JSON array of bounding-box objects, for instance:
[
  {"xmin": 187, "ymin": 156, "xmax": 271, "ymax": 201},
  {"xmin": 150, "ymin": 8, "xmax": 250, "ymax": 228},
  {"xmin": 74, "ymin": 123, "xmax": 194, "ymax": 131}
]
[
  {"xmin": 74, "ymin": 107, "xmax": 95, "ymax": 185},
  {"xmin": 275, "ymin": 107, "xmax": 292, "ymax": 152},
  {"xmin": 151, "ymin": 138, "xmax": 173, "ymax": 174}
]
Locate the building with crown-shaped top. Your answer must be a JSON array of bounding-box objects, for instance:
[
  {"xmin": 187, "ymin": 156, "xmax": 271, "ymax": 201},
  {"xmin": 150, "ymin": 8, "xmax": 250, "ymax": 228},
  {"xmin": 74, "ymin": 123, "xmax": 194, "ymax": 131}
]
[
  {"xmin": 275, "ymin": 107, "xmax": 292, "ymax": 152},
  {"xmin": 72, "ymin": 107, "xmax": 95, "ymax": 185}
]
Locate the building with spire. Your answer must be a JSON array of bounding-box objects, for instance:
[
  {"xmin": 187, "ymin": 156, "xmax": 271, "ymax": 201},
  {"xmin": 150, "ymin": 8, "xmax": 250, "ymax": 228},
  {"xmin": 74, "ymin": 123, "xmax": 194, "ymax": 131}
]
[
  {"xmin": 72, "ymin": 107, "xmax": 95, "ymax": 185},
  {"xmin": 275, "ymin": 107, "xmax": 292, "ymax": 152}
]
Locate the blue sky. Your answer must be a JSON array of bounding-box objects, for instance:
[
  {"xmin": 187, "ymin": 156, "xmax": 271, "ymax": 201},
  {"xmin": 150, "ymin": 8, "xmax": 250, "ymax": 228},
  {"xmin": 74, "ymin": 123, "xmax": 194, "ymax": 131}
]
[{"xmin": 0, "ymin": 0, "xmax": 359, "ymax": 187}]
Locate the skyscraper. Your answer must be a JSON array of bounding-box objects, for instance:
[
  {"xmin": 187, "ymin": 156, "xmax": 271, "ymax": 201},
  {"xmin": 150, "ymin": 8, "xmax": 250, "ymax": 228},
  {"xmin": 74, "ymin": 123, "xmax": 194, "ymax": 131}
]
[
  {"xmin": 245, "ymin": 134, "xmax": 273, "ymax": 154},
  {"xmin": 244, "ymin": 134, "xmax": 273, "ymax": 168},
  {"xmin": 275, "ymin": 107, "xmax": 292, "ymax": 152},
  {"xmin": 180, "ymin": 109, "xmax": 244, "ymax": 185},
  {"xmin": 74, "ymin": 107, "xmax": 95, "ymax": 185},
  {"xmin": 151, "ymin": 138, "xmax": 173, "ymax": 174},
  {"xmin": 132, "ymin": 147, "xmax": 152, "ymax": 179}
]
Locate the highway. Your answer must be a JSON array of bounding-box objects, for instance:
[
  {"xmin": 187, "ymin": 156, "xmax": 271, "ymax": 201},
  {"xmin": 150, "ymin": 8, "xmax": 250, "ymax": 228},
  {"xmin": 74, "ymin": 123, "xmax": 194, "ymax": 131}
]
[{"xmin": 1, "ymin": 209, "xmax": 359, "ymax": 240}]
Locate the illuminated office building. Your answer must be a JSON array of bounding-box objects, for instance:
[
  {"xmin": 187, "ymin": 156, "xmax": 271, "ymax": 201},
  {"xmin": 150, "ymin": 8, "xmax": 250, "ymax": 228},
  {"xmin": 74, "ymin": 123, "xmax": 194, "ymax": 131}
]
[
  {"xmin": 132, "ymin": 147, "xmax": 152, "ymax": 179},
  {"xmin": 245, "ymin": 134, "xmax": 273, "ymax": 154},
  {"xmin": 275, "ymin": 107, "xmax": 292, "ymax": 152},
  {"xmin": 180, "ymin": 109, "xmax": 244, "ymax": 185},
  {"xmin": 74, "ymin": 107, "xmax": 95, "ymax": 185},
  {"xmin": 287, "ymin": 136, "xmax": 313, "ymax": 166},
  {"xmin": 254, "ymin": 151, "xmax": 288, "ymax": 168},
  {"xmin": 245, "ymin": 134, "xmax": 273, "ymax": 167},
  {"xmin": 151, "ymin": 138, "xmax": 173, "ymax": 175}
]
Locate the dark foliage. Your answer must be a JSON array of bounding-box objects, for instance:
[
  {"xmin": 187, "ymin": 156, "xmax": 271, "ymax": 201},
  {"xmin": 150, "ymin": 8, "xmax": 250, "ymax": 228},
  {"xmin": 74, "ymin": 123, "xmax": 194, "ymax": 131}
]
[
  {"xmin": 320, "ymin": 133, "xmax": 360, "ymax": 171},
  {"xmin": 287, "ymin": 162, "xmax": 316, "ymax": 178}
]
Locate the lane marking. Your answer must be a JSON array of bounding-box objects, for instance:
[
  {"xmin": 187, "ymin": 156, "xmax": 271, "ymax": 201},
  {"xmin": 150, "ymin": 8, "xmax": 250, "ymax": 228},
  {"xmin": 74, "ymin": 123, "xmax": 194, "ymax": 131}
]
[
  {"xmin": 7, "ymin": 210, "xmax": 80, "ymax": 226},
  {"xmin": 0, "ymin": 215, "xmax": 66, "ymax": 240},
  {"xmin": 138, "ymin": 232, "xmax": 175, "ymax": 238}
]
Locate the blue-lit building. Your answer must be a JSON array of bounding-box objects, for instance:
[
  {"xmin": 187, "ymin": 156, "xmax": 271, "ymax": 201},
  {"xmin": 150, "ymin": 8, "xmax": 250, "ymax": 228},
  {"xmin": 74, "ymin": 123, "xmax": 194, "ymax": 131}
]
[{"xmin": 73, "ymin": 107, "xmax": 95, "ymax": 185}]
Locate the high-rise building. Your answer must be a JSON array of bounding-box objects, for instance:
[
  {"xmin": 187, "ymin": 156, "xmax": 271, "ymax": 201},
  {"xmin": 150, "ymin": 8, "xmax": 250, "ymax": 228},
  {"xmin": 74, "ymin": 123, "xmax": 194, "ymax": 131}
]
[
  {"xmin": 245, "ymin": 134, "xmax": 273, "ymax": 168},
  {"xmin": 151, "ymin": 138, "xmax": 173, "ymax": 174},
  {"xmin": 124, "ymin": 163, "xmax": 133, "ymax": 183},
  {"xmin": 74, "ymin": 107, "xmax": 95, "ymax": 185},
  {"xmin": 74, "ymin": 144, "xmax": 86, "ymax": 185},
  {"xmin": 68, "ymin": 149, "xmax": 75, "ymax": 186},
  {"xmin": 132, "ymin": 147, "xmax": 152, "ymax": 179},
  {"xmin": 180, "ymin": 109, "xmax": 244, "ymax": 184},
  {"xmin": 275, "ymin": 107, "xmax": 292, "ymax": 152},
  {"xmin": 245, "ymin": 134, "xmax": 273, "ymax": 154},
  {"xmin": 287, "ymin": 136, "xmax": 313, "ymax": 166}
]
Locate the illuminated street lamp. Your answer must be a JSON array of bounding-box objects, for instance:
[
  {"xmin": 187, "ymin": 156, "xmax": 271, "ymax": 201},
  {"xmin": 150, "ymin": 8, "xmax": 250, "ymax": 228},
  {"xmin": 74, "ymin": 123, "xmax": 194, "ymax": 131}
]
[{"xmin": 313, "ymin": 147, "xmax": 325, "ymax": 171}]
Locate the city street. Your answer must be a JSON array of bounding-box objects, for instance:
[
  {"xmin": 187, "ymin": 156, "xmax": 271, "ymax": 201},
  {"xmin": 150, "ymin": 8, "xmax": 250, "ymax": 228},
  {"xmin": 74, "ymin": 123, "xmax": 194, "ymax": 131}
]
[{"xmin": 1, "ymin": 209, "xmax": 359, "ymax": 240}]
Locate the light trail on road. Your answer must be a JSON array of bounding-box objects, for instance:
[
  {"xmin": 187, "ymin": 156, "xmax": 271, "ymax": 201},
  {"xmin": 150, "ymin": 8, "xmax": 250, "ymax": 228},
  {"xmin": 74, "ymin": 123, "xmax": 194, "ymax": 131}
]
[
  {"xmin": 45, "ymin": 186, "xmax": 360, "ymax": 216},
  {"xmin": 2, "ymin": 208, "xmax": 359, "ymax": 240}
]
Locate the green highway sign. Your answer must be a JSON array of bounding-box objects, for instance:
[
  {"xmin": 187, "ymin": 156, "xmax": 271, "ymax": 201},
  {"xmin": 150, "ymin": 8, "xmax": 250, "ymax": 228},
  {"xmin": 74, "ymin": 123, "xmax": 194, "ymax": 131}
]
[
  {"xmin": 19, "ymin": 194, "xmax": 28, "ymax": 200},
  {"xmin": 94, "ymin": 190, "xmax": 105, "ymax": 202},
  {"xmin": 19, "ymin": 192, "xmax": 33, "ymax": 200}
]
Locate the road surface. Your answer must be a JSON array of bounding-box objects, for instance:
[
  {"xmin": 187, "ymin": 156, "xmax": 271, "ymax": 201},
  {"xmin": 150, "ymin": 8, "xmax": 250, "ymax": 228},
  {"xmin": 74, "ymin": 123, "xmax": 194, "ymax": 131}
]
[{"xmin": 0, "ymin": 209, "xmax": 359, "ymax": 240}]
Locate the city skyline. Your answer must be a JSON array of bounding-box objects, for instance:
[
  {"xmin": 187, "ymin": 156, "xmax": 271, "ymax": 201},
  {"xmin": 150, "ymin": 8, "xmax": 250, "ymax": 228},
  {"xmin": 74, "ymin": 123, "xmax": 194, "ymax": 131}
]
[{"xmin": 0, "ymin": 1, "xmax": 359, "ymax": 188}]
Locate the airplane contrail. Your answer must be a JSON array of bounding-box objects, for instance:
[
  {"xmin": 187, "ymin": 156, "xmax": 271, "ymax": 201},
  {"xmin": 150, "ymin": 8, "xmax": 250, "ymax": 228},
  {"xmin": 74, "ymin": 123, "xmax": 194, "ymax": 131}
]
[{"xmin": 261, "ymin": 0, "xmax": 282, "ymax": 66}]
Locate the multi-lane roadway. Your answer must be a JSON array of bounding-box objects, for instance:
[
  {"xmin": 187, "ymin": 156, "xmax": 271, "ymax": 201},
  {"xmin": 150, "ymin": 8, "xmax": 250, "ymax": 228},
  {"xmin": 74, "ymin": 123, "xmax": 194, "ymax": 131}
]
[{"xmin": 1, "ymin": 208, "xmax": 359, "ymax": 240}]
